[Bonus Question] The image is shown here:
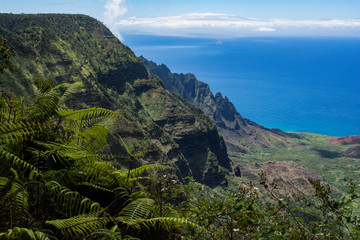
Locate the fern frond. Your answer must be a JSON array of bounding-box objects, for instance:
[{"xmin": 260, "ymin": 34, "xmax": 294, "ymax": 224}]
[
  {"xmin": 59, "ymin": 109, "xmax": 118, "ymax": 152},
  {"xmin": 45, "ymin": 181, "xmax": 102, "ymax": 216},
  {"xmin": 132, "ymin": 148, "xmax": 158, "ymax": 158},
  {"xmin": 131, "ymin": 217, "xmax": 206, "ymax": 232},
  {"xmin": 2, "ymin": 169, "xmax": 29, "ymax": 219},
  {"xmin": 77, "ymin": 123, "xmax": 110, "ymax": 152},
  {"xmin": 117, "ymin": 136, "xmax": 132, "ymax": 157},
  {"xmin": 124, "ymin": 165, "xmax": 172, "ymax": 179},
  {"xmin": 33, "ymin": 78, "xmax": 56, "ymax": 94},
  {"xmin": 0, "ymin": 177, "xmax": 9, "ymax": 191},
  {"xmin": 127, "ymin": 177, "xmax": 151, "ymax": 182},
  {"xmin": 26, "ymin": 90, "xmax": 59, "ymax": 123},
  {"xmin": 0, "ymin": 121, "xmax": 40, "ymax": 144},
  {"xmin": 117, "ymin": 198, "xmax": 155, "ymax": 225},
  {"xmin": 71, "ymin": 116, "xmax": 108, "ymax": 129},
  {"xmin": 28, "ymin": 141, "xmax": 78, "ymax": 167},
  {"xmin": 56, "ymin": 82, "xmax": 83, "ymax": 103},
  {"xmin": 32, "ymin": 140, "xmax": 78, "ymax": 153},
  {"xmin": 78, "ymin": 182, "xmax": 114, "ymax": 194},
  {"xmin": 10, "ymin": 181, "xmax": 29, "ymax": 217},
  {"xmin": 85, "ymin": 226, "xmax": 123, "ymax": 240},
  {"xmin": 45, "ymin": 213, "xmax": 111, "ymax": 237},
  {"xmin": 0, "ymin": 95, "xmax": 25, "ymax": 124},
  {"xmin": 0, "ymin": 149, "xmax": 39, "ymax": 174},
  {"xmin": 0, "ymin": 227, "xmax": 51, "ymax": 240},
  {"xmin": 58, "ymin": 108, "xmax": 115, "ymax": 121},
  {"xmin": 72, "ymin": 157, "xmax": 118, "ymax": 184}
]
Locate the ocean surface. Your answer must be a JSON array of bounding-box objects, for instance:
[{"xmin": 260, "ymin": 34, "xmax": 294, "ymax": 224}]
[{"xmin": 123, "ymin": 35, "xmax": 360, "ymax": 137}]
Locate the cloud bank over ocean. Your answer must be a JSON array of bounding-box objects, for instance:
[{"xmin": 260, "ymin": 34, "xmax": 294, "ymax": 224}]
[{"xmin": 109, "ymin": 12, "xmax": 360, "ymax": 38}]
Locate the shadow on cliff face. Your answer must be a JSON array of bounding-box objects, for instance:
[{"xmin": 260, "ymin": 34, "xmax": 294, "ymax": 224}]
[
  {"xmin": 313, "ymin": 148, "xmax": 340, "ymax": 159},
  {"xmin": 97, "ymin": 62, "xmax": 148, "ymax": 94}
]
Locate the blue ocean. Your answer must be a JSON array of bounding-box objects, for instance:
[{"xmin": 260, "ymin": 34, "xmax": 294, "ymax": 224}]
[{"xmin": 123, "ymin": 35, "xmax": 360, "ymax": 137}]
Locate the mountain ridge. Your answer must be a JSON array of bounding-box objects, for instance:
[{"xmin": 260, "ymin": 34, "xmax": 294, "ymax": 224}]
[{"xmin": 0, "ymin": 13, "xmax": 230, "ymax": 186}]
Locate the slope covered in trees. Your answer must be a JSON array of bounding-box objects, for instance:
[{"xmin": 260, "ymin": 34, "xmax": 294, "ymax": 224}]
[{"xmin": 0, "ymin": 13, "xmax": 230, "ymax": 187}]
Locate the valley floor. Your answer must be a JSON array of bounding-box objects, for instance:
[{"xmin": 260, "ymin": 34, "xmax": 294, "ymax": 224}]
[{"xmin": 229, "ymin": 132, "xmax": 360, "ymax": 214}]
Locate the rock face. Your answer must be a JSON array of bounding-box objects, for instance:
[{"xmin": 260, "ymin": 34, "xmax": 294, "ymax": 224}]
[
  {"xmin": 133, "ymin": 77, "xmax": 230, "ymax": 185},
  {"xmin": 141, "ymin": 58, "xmax": 217, "ymax": 116},
  {"xmin": 238, "ymin": 161, "xmax": 337, "ymax": 196},
  {"xmin": 326, "ymin": 135, "xmax": 360, "ymax": 145},
  {"xmin": 0, "ymin": 13, "xmax": 230, "ymax": 186},
  {"xmin": 342, "ymin": 145, "xmax": 360, "ymax": 158},
  {"xmin": 140, "ymin": 57, "xmax": 296, "ymax": 154},
  {"xmin": 327, "ymin": 135, "xmax": 360, "ymax": 158}
]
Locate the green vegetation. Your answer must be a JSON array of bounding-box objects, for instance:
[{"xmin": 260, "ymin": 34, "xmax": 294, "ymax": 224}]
[
  {"xmin": 232, "ymin": 133, "xmax": 359, "ymax": 192},
  {"xmin": 0, "ymin": 13, "xmax": 231, "ymax": 186},
  {"xmin": 176, "ymin": 176, "xmax": 359, "ymax": 239},
  {"xmin": 0, "ymin": 13, "xmax": 147, "ymax": 97},
  {"xmin": 0, "ymin": 77, "xmax": 200, "ymax": 239},
  {"xmin": 0, "ymin": 36, "xmax": 16, "ymax": 73},
  {"xmin": 0, "ymin": 77, "xmax": 358, "ymax": 239},
  {"xmin": 0, "ymin": 13, "xmax": 359, "ymax": 239}
]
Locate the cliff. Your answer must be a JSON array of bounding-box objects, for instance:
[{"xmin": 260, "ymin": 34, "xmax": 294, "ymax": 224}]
[
  {"xmin": 0, "ymin": 13, "xmax": 230, "ymax": 186},
  {"xmin": 140, "ymin": 57, "xmax": 296, "ymax": 154}
]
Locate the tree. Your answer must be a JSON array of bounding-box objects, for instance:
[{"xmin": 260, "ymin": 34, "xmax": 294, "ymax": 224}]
[{"xmin": 0, "ymin": 36, "xmax": 16, "ymax": 73}]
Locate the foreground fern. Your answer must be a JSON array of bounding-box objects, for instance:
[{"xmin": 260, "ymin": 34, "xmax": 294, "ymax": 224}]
[
  {"xmin": 0, "ymin": 227, "xmax": 51, "ymax": 240},
  {"xmin": 46, "ymin": 213, "xmax": 111, "ymax": 237},
  {"xmin": 0, "ymin": 78, "xmax": 201, "ymax": 239}
]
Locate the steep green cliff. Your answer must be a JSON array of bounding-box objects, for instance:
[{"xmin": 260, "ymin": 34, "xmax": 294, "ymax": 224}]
[
  {"xmin": 141, "ymin": 57, "xmax": 296, "ymax": 154},
  {"xmin": 0, "ymin": 13, "xmax": 230, "ymax": 186}
]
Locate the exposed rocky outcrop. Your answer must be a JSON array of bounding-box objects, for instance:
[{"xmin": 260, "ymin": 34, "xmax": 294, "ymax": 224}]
[
  {"xmin": 238, "ymin": 161, "xmax": 338, "ymax": 196},
  {"xmin": 140, "ymin": 59, "xmax": 217, "ymax": 116},
  {"xmin": 326, "ymin": 135, "xmax": 360, "ymax": 145},
  {"xmin": 133, "ymin": 77, "xmax": 230, "ymax": 185},
  {"xmin": 342, "ymin": 145, "xmax": 360, "ymax": 158},
  {"xmin": 0, "ymin": 13, "xmax": 230, "ymax": 186},
  {"xmin": 326, "ymin": 135, "xmax": 360, "ymax": 158}
]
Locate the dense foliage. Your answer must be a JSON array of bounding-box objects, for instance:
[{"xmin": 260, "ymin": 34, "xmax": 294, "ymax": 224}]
[
  {"xmin": 0, "ymin": 13, "xmax": 230, "ymax": 187},
  {"xmin": 1, "ymin": 30, "xmax": 359, "ymax": 239},
  {"xmin": 0, "ymin": 36, "xmax": 15, "ymax": 73},
  {"xmin": 0, "ymin": 76, "xmax": 204, "ymax": 239}
]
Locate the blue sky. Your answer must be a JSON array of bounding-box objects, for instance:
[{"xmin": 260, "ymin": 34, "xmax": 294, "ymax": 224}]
[{"xmin": 1, "ymin": 0, "xmax": 360, "ymax": 39}]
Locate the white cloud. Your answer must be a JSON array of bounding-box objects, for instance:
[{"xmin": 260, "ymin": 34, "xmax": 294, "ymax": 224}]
[
  {"xmin": 114, "ymin": 13, "xmax": 360, "ymax": 38},
  {"xmin": 103, "ymin": 0, "xmax": 128, "ymax": 40},
  {"xmin": 255, "ymin": 27, "xmax": 276, "ymax": 32}
]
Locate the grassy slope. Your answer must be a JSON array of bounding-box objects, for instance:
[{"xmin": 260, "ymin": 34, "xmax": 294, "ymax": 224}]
[
  {"xmin": 231, "ymin": 132, "xmax": 359, "ymax": 192},
  {"xmin": 228, "ymin": 132, "xmax": 360, "ymax": 216}
]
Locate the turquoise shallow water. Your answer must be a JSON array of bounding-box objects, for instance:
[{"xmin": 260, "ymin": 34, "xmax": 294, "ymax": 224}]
[{"xmin": 124, "ymin": 35, "xmax": 360, "ymax": 137}]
